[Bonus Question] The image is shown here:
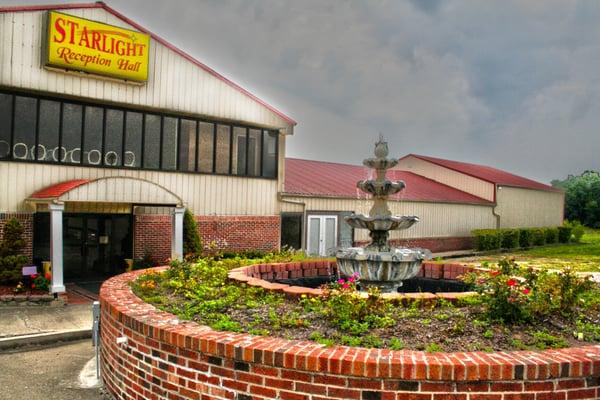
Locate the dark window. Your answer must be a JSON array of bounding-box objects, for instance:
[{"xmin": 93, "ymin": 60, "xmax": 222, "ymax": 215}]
[
  {"xmin": 262, "ymin": 130, "xmax": 278, "ymax": 178},
  {"xmin": 179, "ymin": 119, "xmax": 196, "ymax": 171},
  {"xmin": 247, "ymin": 128, "xmax": 261, "ymax": 176},
  {"xmin": 83, "ymin": 106, "xmax": 104, "ymax": 165},
  {"xmin": 281, "ymin": 213, "xmax": 303, "ymax": 250},
  {"xmin": 161, "ymin": 117, "xmax": 178, "ymax": 170},
  {"xmin": 143, "ymin": 114, "xmax": 160, "ymax": 169},
  {"xmin": 62, "ymin": 103, "xmax": 82, "ymax": 164},
  {"xmin": 37, "ymin": 100, "xmax": 60, "ymax": 162},
  {"xmin": 104, "ymin": 109, "xmax": 123, "ymax": 167},
  {"xmin": 0, "ymin": 93, "xmax": 13, "ymax": 159},
  {"xmin": 232, "ymin": 126, "xmax": 246, "ymax": 176},
  {"xmin": 215, "ymin": 124, "xmax": 230, "ymax": 174},
  {"xmin": 124, "ymin": 112, "xmax": 142, "ymax": 168},
  {"xmin": 13, "ymin": 96, "xmax": 37, "ymax": 160},
  {"xmin": 197, "ymin": 122, "xmax": 214, "ymax": 173}
]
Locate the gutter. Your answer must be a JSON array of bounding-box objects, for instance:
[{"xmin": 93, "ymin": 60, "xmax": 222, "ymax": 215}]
[{"xmin": 492, "ymin": 185, "xmax": 501, "ymax": 229}]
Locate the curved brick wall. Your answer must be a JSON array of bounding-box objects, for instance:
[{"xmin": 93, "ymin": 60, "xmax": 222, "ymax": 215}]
[{"xmin": 100, "ymin": 268, "xmax": 600, "ymax": 400}]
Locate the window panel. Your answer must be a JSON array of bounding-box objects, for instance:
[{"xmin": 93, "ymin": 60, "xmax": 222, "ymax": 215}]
[
  {"xmin": 37, "ymin": 100, "xmax": 60, "ymax": 162},
  {"xmin": 104, "ymin": 109, "xmax": 123, "ymax": 167},
  {"xmin": 62, "ymin": 103, "xmax": 82, "ymax": 164},
  {"xmin": 0, "ymin": 93, "xmax": 13, "ymax": 159},
  {"xmin": 262, "ymin": 130, "xmax": 278, "ymax": 178},
  {"xmin": 143, "ymin": 114, "xmax": 160, "ymax": 169},
  {"xmin": 13, "ymin": 96, "xmax": 37, "ymax": 160},
  {"xmin": 215, "ymin": 124, "xmax": 230, "ymax": 174},
  {"xmin": 161, "ymin": 117, "xmax": 178, "ymax": 170},
  {"xmin": 231, "ymin": 126, "xmax": 247, "ymax": 176},
  {"xmin": 198, "ymin": 122, "xmax": 214, "ymax": 173},
  {"xmin": 83, "ymin": 106, "xmax": 104, "ymax": 165},
  {"xmin": 124, "ymin": 111, "xmax": 142, "ymax": 168},
  {"xmin": 247, "ymin": 128, "xmax": 261, "ymax": 176},
  {"xmin": 179, "ymin": 119, "xmax": 196, "ymax": 171}
]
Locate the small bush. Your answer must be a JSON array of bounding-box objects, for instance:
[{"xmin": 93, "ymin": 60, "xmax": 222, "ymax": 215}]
[
  {"xmin": 557, "ymin": 226, "xmax": 572, "ymax": 243},
  {"xmin": 183, "ymin": 209, "xmax": 202, "ymax": 260},
  {"xmin": 531, "ymin": 228, "xmax": 546, "ymax": 246},
  {"xmin": 544, "ymin": 227, "xmax": 559, "ymax": 244},
  {"xmin": 500, "ymin": 229, "xmax": 520, "ymax": 249},
  {"xmin": 565, "ymin": 220, "xmax": 585, "ymax": 242},
  {"xmin": 0, "ymin": 219, "xmax": 29, "ymax": 285},
  {"xmin": 473, "ymin": 229, "xmax": 501, "ymax": 251},
  {"xmin": 518, "ymin": 228, "xmax": 533, "ymax": 248}
]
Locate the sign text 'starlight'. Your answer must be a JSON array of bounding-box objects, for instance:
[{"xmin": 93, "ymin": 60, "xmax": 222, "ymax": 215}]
[{"xmin": 45, "ymin": 11, "xmax": 150, "ymax": 82}]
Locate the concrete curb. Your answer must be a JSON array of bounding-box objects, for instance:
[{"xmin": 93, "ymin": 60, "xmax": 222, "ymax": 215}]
[{"xmin": 0, "ymin": 329, "xmax": 92, "ymax": 351}]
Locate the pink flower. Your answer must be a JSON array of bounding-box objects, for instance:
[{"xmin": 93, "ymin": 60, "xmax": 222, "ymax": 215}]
[
  {"xmin": 337, "ymin": 279, "xmax": 345, "ymax": 285},
  {"xmin": 348, "ymin": 277, "xmax": 355, "ymax": 283},
  {"xmin": 342, "ymin": 283, "xmax": 350, "ymax": 289},
  {"xmin": 522, "ymin": 288, "xmax": 530, "ymax": 295},
  {"xmin": 351, "ymin": 272, "xmax": 360, "ymax": 278}
]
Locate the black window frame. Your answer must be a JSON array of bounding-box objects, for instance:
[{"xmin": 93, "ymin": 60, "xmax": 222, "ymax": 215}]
[{"xmin": 0, "ymin": 88, "xmax": 281, "ymax": 180}]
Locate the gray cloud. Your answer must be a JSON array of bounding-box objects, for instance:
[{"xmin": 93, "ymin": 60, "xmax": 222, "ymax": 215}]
[{"xmin": 2, "ymin": 0, "xmax": 599, "ymax": 182}]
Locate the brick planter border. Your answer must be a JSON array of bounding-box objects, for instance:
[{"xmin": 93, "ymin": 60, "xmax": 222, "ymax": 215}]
[
  {"xmin": 100, "ymin": 268, "xmax": 600, "ymax": 400},
  {"xmin": 227, "ymin": 261, "xmax": 479, "ymax": 302}
]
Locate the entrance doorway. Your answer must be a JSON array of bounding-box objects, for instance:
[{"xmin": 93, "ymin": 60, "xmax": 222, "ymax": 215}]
[
  {"xmin": 306, "ymin": 215, "xmax": 337, "ymax": 256},
  {"xmin": 34, "ymin": 213, "xmax": 132, "ymax": 282}
]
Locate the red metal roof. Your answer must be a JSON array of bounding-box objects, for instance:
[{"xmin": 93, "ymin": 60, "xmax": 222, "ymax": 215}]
[
  {"xmin": 30, "ymin": 179, "xmax": 90, "ymax": 199},
  {"xmin": 284, "ymin": 158, "xmax": 493, "ymax": 205},
  {"xmin": 403, "ymin": 154, "xmax": 560, "ymax": 192},
  {"xmin": 0, "ymin": 2, "xmax": 296, "ymax": 126}
]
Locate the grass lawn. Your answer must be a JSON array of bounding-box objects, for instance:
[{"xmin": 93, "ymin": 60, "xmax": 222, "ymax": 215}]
[{"xmin": 455, "ymin": 229, "xmax": 600, "ymax": 272}]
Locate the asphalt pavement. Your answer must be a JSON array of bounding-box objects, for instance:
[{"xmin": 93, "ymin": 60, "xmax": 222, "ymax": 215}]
[{"xmin": 0, "ymin": 340, "xmax": 110, "ymax": 400}]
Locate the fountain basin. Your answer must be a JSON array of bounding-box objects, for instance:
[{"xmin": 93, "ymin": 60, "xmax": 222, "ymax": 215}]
[
  {"xmin": 336, "ymin": 247, "xmax": 432, "ymax": 292},
  {"xmin": 344, "ymin": 214, "xmax": 419, "ymax": 231}
]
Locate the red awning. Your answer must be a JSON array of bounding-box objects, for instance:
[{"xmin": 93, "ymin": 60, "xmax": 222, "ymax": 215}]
[{"xmin": 29, "ymin": 179, "xmax": 90, "ymax": 199}]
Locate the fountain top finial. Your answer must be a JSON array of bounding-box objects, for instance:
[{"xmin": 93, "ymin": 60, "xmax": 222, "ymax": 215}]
[{"xmin": 374, "ymin": 135, "xmax": 388, "ymax": 159}]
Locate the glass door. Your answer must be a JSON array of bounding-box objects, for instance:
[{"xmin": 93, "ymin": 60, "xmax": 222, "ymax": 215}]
[{"xmin": 306, "ymin": 215, "xmax": 338, "ymax": 256}]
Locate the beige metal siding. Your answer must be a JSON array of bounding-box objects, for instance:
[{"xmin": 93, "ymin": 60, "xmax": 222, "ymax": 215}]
[
  {"xmin": 0, "ymin": 9, "xmax": 292, "ymax": 130},
  {"xmin": 0, "ymin": 162, "xmax": 278, "ymax": 215},
  {"xmin": 496, "ymin": 187, "xmax": 564, "ymax": 228},
  {"xmin": 281, "ymin": 195, "xmax": 496, "ymax": 240},
  {"xmin": 395, "ymin": 156, "xmax": 495, "ymax": 202}
]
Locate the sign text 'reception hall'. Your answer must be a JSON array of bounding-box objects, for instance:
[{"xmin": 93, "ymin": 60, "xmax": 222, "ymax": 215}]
[{"xmin": 45, "ymin": 11, "xmax": 150, "ymax": 82}]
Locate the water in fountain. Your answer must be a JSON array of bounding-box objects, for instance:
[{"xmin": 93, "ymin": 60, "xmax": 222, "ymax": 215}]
[{"xmin": 336, "ymin": 138, "xmax": 432, "ymax": 292}]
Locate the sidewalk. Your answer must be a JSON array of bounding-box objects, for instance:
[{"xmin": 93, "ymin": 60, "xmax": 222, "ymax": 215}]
[{"xmin": 0, "ymin": 303, "xmax": 93, "ymax": 350}]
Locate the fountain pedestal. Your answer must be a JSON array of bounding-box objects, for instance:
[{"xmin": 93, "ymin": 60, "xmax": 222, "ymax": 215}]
[{"xmin": 336, "ymin": 138, "xmax": 431, "ymax": 292}]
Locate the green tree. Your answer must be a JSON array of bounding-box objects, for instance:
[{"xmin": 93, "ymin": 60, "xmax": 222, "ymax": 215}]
[
  {"xmin": 552, "ymin": 171, "xmax": 600, "ymax": 228},
  {"xmin": 183, "ymin": 209, "xmax": 202, "ymax": 259},
  {"xmin": 0, "ymin": 219, "xmax": 29, "ymax": 284}
]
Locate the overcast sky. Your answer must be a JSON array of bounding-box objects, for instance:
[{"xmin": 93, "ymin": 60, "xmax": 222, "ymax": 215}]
[{"xmin": 3, "ymin": 0, "xmax": 600, "ymax": 183}]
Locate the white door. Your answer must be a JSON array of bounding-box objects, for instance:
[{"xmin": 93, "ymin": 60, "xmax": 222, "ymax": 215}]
[{"xmin": 307, "ymin": 215, "xmax": 338, "ymax": 256}]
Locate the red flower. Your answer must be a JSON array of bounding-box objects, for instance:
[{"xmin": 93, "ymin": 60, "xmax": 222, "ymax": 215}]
[
  {"xmin": 507, "ymin": 279, "xmax": 517, "ymax": 287},
  {"xmin": 31, "ymin": 274, "xmax": 38, "ymax": 279},
  {"xmin": 45, "ymin": 272, "xmax": 52, "ymax": 280},
  {"xmin": 490, "ymin": 270, "xmax": 501, "ymax": 277},
  {"xmin": 522, "ymin": 288, "xmax": 531, "ymax": 295},
  {"xmin": 31, "ymin": 283, "xmax": 36, "ymax": 289}
]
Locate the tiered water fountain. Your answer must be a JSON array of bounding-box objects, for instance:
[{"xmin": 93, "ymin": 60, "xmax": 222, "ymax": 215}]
[{"xmin": 336, "ymin": 138, "xmax": 431, "ymax": 292}]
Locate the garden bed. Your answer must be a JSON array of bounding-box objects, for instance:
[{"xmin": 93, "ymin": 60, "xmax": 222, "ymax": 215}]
[{"xmin": 131, "ymin": 257, "xmax": 600, "ymax": 353}]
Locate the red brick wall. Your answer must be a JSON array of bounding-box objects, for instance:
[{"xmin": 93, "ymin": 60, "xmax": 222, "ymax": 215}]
[
  {"xmin": 356, "ymin": 236, "xmax": 473, "ymax": 253},
  {"xmin": 197, "ymin": 215, "xmax": 280, "ymax": 253},
  {"xmin": 0, "ymin": 213, "xmax": 33, "ymax": 262},
  {"xmin": 100, "ymin": 269, "xmax": 600, "ymax": 400},
  {"xmin": 134, "ymin": 215, "xmax": 281, "ymax": 262},
  {"xmin": 133, "ymin": 215, "xmax": 172, "ymax": 263}
]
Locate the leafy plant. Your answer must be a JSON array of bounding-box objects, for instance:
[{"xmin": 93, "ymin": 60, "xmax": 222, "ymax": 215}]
[
  {"xmin": 557, "ymin": 226, "xmax": 572, "ymax": 244},
  {"xmin": 501, "ymin": 229, "xmax": 520, "ymax": 249},
  {"xmin": 183, "ymin": 209, "xmax": 203, "ymax": 260},
  {"xmin": 0, "ymin": 219, "xmax": 29, "ymax": 285},
  {"xmin": 544, "ymin": 227, "xmax": 559, "ymax": 244}
]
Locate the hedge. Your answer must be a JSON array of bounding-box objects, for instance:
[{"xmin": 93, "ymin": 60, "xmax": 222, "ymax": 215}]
[
  {"xmin": 557, "ymin": 226, "xmax": 572, "ymax": 243},
  {"xmin": 518, "ymin": 228, "xmax": 533, "ymax": 248},
  {"xmin": 544, "ymin": 227, "xmax": 559, "ymax": 244},
  {"xmin": 500, "ymin": 229, "xmax": 520, "ymax": 249},
  {"xmin": 531, "ymin": 228, "xmax": 546, "ymax": 246},
  {"xmin": 472, "ymin": 225, "xmax": 570, "ymax": 251}
]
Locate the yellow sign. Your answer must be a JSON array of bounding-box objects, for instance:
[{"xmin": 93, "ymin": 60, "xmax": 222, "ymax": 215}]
[{"xmin": 45, "ymin": 11, "xmax": 150, "ymax": 82}]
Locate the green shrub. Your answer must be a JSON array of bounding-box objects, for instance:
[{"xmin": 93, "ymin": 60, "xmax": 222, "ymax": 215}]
[
  {"xmin": 0, "ymin": 219, "xmax": 29, "ymax": 285},
  {"xmin": 544, "ymin": 227, "xmax": 559, "ymax": 244},
  {"xmin": 565, "ymin": 220, "xmax": 585, "ymax": 242},
  {"xmin": 531, "ymin": 228, "xmax": 546, "ymax": 246},
  {"xmin": 500, "ymin": 229, "xmax": 520, "ymax": 249},
  {"xmin": 518, "ymin": 228, "xmax": 533, "ymax": 248},
  {"xmin": 183, "ymin": 209, "xmax": 203, "ymax": 260},
  {"xmin": 557, "ymin": 226, "xmax": 572, "ymax": 243},
  {"xmin": 473, "ymin": 229, "xmax": 501, "ymax": 251}
]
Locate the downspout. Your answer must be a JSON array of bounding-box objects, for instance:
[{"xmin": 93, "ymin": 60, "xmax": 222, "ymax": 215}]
[
  {"xmin": 278, "ymin": 193, "xmax": 307, "ymax": 250},
  {"xmin": 492, "ymin": 185, "xmax": 501, "ymax": 229}
]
